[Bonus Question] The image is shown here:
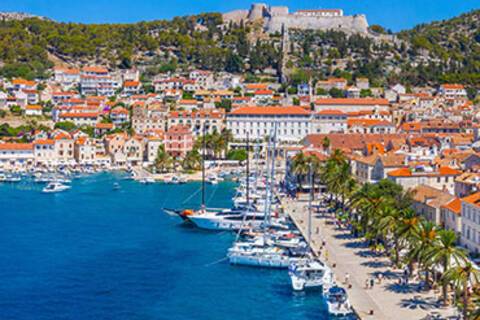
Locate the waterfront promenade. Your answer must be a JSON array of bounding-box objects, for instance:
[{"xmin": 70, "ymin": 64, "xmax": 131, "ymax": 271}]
[{"xmin": 283, "ymin": 194, "xmax": 458, "ymax": 320}]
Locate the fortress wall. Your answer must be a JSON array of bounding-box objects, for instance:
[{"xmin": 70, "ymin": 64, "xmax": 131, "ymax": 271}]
[
  {"xmin": 248, "ymin": 3, "xmax": 267, "ymax": 20},
  {"xmin": 265, "ymin": 14, "xmax": 369, "ymax": 35},
  {"xmin": 222, "ymin": 10, "xmax": 249, "ymax": 23}
]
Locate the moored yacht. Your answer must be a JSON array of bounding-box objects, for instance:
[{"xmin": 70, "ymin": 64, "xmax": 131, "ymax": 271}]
[
  {"xmin": 324, "ymin": 285, "xmax": 354, "ymax": 317},
  {"xmin": 227, "ymin": 244, "xmax": 298, "ymax": 268},
  {"xmin": 186, "ymin": 209, "xmax": 265, "ymax": 231},
  {"xmin": 289, "ymin": 259, "xmax": 333, "ymax": 291}
]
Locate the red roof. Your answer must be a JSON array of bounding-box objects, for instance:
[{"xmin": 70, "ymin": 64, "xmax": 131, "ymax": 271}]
[
  {"xmin": 229, "ymin": 106, "xmax": 311, "ymax": 116},
  {"xmin": 59, "ymin": 112, "xmax": 99, "ymax": 118},
  {"xmin": 0, "ymin": 143, "xmax": 33, "ymax": 151},
  {"xmin": 441, "ymin": 198, "xmax": 461, "ymax": 215},
  {"xmin": 315, "ymin": 98, "xmax": 389, "ymax": 106}
]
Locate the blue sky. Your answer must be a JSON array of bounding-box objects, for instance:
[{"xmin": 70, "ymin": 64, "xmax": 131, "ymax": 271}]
[{"xmin": 1, "ymin": 0, "xmax": 479, "ymax": 31}]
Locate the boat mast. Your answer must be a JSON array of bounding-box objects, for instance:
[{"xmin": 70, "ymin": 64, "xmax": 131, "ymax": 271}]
[
  {"xmin": 201, "ymin": 125, "xmax": 206, "ymax": 210},
  {"xmin": 268, "ymin": 123, "xmax": 278, "ymax": 225},
  {"xmin": 263, "ymin": 135, "xmax": 272, "ymax": 226},
  {"xmin": 246, "ymin": 132, "xmax": 250, "ymax": 212},
  {"xmin": 308, "ymin": 162, "xmax": 313, "ymax": 245}
]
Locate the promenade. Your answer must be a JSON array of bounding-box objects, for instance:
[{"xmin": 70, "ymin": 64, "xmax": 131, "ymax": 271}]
[{"xmin": 283, "ymin": 194, "xmax": 459, "ymax": 320}]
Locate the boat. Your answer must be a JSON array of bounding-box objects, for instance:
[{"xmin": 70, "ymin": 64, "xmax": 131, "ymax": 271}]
[
  {"xmin": 227, "ymin": 244, "xmax": 298, "ymax": 268},
  {"xmin": 4, "ymin": 174, "xmax": 21, "ymax": 182},
  {"xmin": 0, "ymin": 174, "xmax": 7, "ymax": 182},
  {"xmin": 324, "ymin": 285, "xmax": 354, "ymax": 317},
  {"xmin": 206, "ymin": 174, "xmax": 222, "ymax": 185},
  {"xmin": 186, "ymin": 209, "xmax": 265, "ymax": 231},
  {"xmin": 139, "ymin": 177, "xmax": 155, "ymax": 184},
  {"xmin": 42, "ymin": 182, "xmax": 71, "ymax": 193},
  {"xmin": 113, "ymin": 182, "xmax": 121, "ymax": 190},
  {"xmin": 166, "ymin": 176, "xmax": 187, "ymax": 184},
  {"xmin": 289, "ymin": 259, "xmax": 333, "ymax": 291}
]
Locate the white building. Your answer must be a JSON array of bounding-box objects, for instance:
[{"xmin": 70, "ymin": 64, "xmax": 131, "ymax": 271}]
[
  {"xmin": 227, "ymin": 106, "xmax": 311, "ymax": 143},
  {"xmin": 311, "ymin": 110, "xmax": 347, "ymax": 134},
  {"xmin": 0, "ymin": 143, "xmax": 34, "ymax": 169},
  {"xmin": 460, "ymin": 192, "xmax": 480, "ymax": 253},
  {"xmin": 314, "ymin": 98, "xmax": 390, "ymax": 113},
  {"xmin": 438, "ymin": 84, "xmax": 468, "ymax": 100}
]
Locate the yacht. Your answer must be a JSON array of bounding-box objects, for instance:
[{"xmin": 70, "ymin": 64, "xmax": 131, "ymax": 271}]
[
  {"xmin": 206, "ymin": 174, "xmax": 221, "ymax": 185},
  {"xmin": 228, "ymin": 244, "xmax": 298, "ymax": 268},
  {"xmin": 289, "ymin": 259, "xmax": 333, "ymax": 291},
  {"xmin": 186, "ymin": 209, "xmax": 265, "ymax": 231},
  {"xmin": 42, "ymin": 182, "xmax": 71, "ymax": 193},
  {"xmin": 324, "ymin": 285, "xmax": 354, "ymax": 317}
]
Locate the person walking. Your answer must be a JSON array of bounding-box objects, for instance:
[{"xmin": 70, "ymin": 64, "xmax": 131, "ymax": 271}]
[
  {"xmin": 344, "ymin": 273, "xmax": 350, "ymax": 286},
  {"xmin": 369, "ymin": 277, "xmax": 375, "ymax": 289}
]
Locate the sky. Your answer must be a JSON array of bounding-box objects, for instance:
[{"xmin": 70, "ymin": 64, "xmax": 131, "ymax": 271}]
[{"xmin": 1, "ymin": 0, "xmax": 479, "ymax": 31}]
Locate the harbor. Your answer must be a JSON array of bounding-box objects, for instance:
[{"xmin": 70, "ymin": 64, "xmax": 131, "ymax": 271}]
[{"xmin": 284, "ymin": 194, "xmax": 460, "ymax": 319}]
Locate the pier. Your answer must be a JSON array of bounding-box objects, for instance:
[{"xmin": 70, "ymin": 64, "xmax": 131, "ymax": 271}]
[{"xmin": 282, "ymin": 194, "xmax": 458, "ymax": 320}]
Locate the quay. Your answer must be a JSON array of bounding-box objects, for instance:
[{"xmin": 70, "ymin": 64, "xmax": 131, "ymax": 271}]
[{"xmin": 282, "ymin": 194, "xmax": 458, "ymax": 320}]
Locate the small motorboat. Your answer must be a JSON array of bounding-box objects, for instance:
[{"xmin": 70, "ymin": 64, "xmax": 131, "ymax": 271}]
[
  {"xmin": 42, "ymin": 182, "xmax": 71, "ymax": 193},
  {"xmin": 113, "ymin": 182, "xmax": 121, "ymax": 190},
  {"xmin": 324, "ymin": 285, "xmax": 353, "ymax": 317},
  {"xmin": 139, "ymin": 177, "xmax": 155, "ymax": 184}
]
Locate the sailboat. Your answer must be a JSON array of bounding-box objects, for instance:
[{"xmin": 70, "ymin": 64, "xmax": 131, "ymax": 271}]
[
  {"xmin": 162, "ymin": 126, "xmax": 214, "ymax": 220},
  {"xmin": 185, "ymin": 133, "xmax": 267, "ymax": 231}
]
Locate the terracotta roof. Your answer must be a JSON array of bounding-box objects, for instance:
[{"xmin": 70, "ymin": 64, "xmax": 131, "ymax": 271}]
[
  {"xmin": 82, "ymin": 66, "xmax": 108, "ymax": 73},
  {"xmin": 245, "ymin": 83, "xmax": 268, "ymax": 90},
  {"xmin": 124, "ymin": 81, "xmax": 140, "ymax": 87},
  {"xmin": 347, "ymin": 119, "xmax": 393, "ymax": 127},
  {"xmin": 95, "ymin": 123, "xmax": 114, "ymax": 129},
  {"xmin": 59, "ymin": 112, "xmax": 99, "ymax": 118},
  {"xmin": 441, "ymin": 84, "xmax": 465, "ymax": 90},
  {"xmin": 462, "ymin": 192, "xmax": 480, "ymax": 208},
  {"xmin": 317, "ymin": 109, "xmax": 346, "ymax": 116},
  {"xmin": 111, "ymin": 107, "xmax": 129, "ymax": 115},
  {"xmin": 412, "ymin": 185, "xmax": 454, "ymax": 209},
  {"xmin": 229, "ymin": 106, "xmax": 311, "ymax": 116},
  {"xmin": 25, "ymin": 105, "xmax": 42, "ymax": 110},
  {"xmin": 34, "ymin": 139, "xmax": 55, "ymax": 145},
  {"xmin": 441, "ymin": 198, "xmax": 461, "ymax": 215},
  {"xmin": 254, "ymin": 90, "xmax": 273, "ymax": 95},
  {"xmin": 315, "ymin": 98, "xmax": 389, "ymax": 106},
  {"xmin": 0, "ymin": 143, "xmax": 33, "ymax": 151}
]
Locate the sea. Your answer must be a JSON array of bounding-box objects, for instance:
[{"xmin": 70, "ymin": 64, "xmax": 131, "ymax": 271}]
[{"xmin": 0, "ymin": 173, "xmax": 329, "ymax": 320}]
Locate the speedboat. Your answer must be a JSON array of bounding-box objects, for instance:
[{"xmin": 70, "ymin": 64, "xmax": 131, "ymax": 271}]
[
  {"xmin": 289, "ymin": 259, "xmax": 333, "ymax": 291},
  {"xmin": 42, "ymin": 182, "xmax": 71, "ymax": 193},
  {"xmin": 324, "ymin": 285, "xmax": 353, "ymax": 317},
  {"xmin": 113, "ymin": 182, "xmax": 121, "ymax": 190},
  {"xmin": 206, "ymin": 174, "xmax": 222, "ymax": 185}
]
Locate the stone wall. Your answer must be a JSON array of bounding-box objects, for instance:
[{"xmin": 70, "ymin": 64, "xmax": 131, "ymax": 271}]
[{"xmin": 265, "ymin": 14, "xmax": 369, "ymax": 35}]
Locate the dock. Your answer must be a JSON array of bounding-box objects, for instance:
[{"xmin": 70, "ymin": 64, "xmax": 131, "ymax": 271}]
[{"xmin": 282, "ymin": 194, "xmax": 458, "ymax": 320}]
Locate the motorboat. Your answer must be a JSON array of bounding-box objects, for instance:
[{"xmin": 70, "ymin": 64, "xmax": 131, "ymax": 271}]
[
  {"xmin": 206, "ymin": 174, "xmax": 222, "ymax": 185},
  {"xmin": 289, "ymin": 259, "xmax": 333, "ymax": 291},
  {"xmin": 166, "ymin": 176, "xmax": 186, "ymax": 184},
  {"xmin": 113, "ymin": 182, "xmax": 121, "ymax": 190},
  {"xmin": 4, "ymin": 174, "xmax": 21, "ymax": 182},
  {"xmin": 42, "ymin": 182, "xmax": 71, "ymax": 193},
  {"xmin": 324, "ymin": 285, "xmax": 354, "ymax": 317},
  {"xmin": 139, "ymin": 177, "xmax": 155, "ymax": 184}
]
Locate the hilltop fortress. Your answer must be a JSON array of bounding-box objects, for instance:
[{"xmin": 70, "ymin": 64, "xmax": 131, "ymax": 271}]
[{"xmin": 223, "ymin": 3, "xmax": 370, "ymax": 35}]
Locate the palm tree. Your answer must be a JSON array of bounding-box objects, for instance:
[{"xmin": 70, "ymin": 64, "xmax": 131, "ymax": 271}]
[
  {"xmin": 425, "ymin": 229, "xmax": 468, "ymax": 305},
  {"xmin": 407, "ymin": 220, "xmax": 439, "ymax": 289},
  {"xmin": 155, "ymin": 145, "xmax": 173, "ymax": 173},
  {"xmin": 396, "ymin": 208, "xmax": 420, "ymax": 271},
  {"xmin": 182, "ymin": 149, "xmax": 201, "ymax": 171},
  {"xmin": 443, "ymin": 262, "xmax": 480, "ymax": 319},
  {"xmin": 378, "ymin": 203, "xmax": 403, "ymax": 265},
  {"xmin": 290, "ymin": 152, "xmax": 310, "ymax": 190}
]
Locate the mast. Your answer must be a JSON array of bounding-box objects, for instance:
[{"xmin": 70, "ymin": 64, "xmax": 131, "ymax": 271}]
[
  {"xmin": 263, "ymin": 135, "xmax": 272, "ymax": 226},
  {"xmin": 268, "ymin": 123, "xmax": 278, "ymax": 225},
  {"xmin": 308, "ymin": 162, "xmax": 313, "ymax": 245},
  {"xmin": 201, "ymin": 125, "xmax": 206, "ymax": 210},
  {"xmin": 246, "ymin": 132, "xmax": 250, "ymax": 212}
]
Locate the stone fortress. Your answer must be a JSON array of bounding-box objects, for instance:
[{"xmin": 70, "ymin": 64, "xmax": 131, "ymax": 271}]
[{"xmin": 223, "ymin": 3, "xmax": 370, "ymax": 35}]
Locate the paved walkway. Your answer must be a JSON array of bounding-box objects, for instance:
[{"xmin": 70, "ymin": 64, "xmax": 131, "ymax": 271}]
[{"xmin": 282, "ymin": 195, "xmax": 459, "ymax": 320}]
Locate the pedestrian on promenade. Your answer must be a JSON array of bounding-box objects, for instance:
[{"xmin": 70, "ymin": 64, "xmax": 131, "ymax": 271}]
[
  {"xmin": 369, "ymin": 277, "xmax": 375, "ymax": 289},
  {"xmin": 365, "ymin": 279, "xmax": 370, "ymax": 289},
  {"xmin": 344, "ymin": 273, "xmax": 350, "ymax": 286},
  {"xmin": 377, "ymin": 273, "xmax": 383, "ymax": 284}
]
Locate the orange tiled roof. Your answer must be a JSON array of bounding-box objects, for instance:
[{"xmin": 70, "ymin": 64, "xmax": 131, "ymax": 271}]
[
  {"xmin": 0, "ymin": 143, "xmax": 33, "ymax": 151},
  {"xmin": 315, "ymin": 98, "xmax": 389, "ymax": 106},
  {"xmin": 462, "ymin": 192, "xmax": 480, "ymax": 208},
  {"xmin": 229, "ymin": 106, "xmax": 311, "ymax": 116},
  {"xmin": 442, "ymin": 198, "xmax": 461, "ymax": 215}
]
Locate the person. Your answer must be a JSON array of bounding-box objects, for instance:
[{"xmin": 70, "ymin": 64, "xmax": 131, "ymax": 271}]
[
  {"xmin": 369, "ymin": 277, "xmax": 375, "ymax": 289},
  {"xmin": 344, "ymin": 273, "xmax": 350, "ymax": 286},
  {"xmin": 365, "ymin": 278, "xmax": 370, "ymax": 289},
  {"xmin": 377, "ymin": 273, "xmax": 383, "ymax": 284}
]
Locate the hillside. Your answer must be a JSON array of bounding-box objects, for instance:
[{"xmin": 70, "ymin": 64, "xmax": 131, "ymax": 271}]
[{"xmin": 0, "ymin": 9, "xmax": 479, "ymax": 89}]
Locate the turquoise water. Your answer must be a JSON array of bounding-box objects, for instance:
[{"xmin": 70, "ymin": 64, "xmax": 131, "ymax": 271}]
[{"xmin": 0, "ymin": 173, "xmax": 328, "ymax": 320}]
